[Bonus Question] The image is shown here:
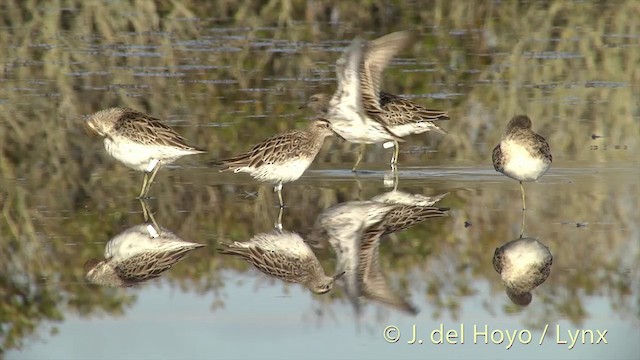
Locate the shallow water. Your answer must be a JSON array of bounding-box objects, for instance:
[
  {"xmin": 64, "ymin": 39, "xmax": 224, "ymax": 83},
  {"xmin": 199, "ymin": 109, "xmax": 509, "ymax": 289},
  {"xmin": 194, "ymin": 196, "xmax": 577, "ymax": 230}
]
[{"xmin": 1, "ymin": 1, "xmax": 639, "ymax": 359}]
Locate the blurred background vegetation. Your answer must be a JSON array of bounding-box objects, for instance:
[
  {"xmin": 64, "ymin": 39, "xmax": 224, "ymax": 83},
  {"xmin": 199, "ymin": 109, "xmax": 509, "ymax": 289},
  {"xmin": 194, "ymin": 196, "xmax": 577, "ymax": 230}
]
[{"xmin": 0, "ymin": 0, "xmax": 638, "ymax": 353}]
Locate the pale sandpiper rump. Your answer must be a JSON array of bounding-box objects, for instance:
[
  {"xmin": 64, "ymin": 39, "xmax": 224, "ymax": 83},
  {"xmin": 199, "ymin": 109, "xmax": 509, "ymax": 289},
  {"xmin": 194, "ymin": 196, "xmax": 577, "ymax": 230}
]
[
  {"xmin": 492, "ymin": 115, "xmax": 552, "ymax": 212},
  {"xmin": 85, "ymin": 107, "xmax": 206, "ymax": 198},
  {"xmin": 304, "ymin": 30, "xmax": 449, "ymax": 171},
  {"xmin": 211, "ymin": 119, "xmax": 334, "ymax": 208},
  {"xmin": 218, "ymin": 230, "xmax": 344, "ymax": 295},
  {"xmin": 492, "ymin": 237, "xmax": 553, "ymax": 306},
  {"xmin": 84, "ymin": 224, "xmax": 205, "ymax": 287}
]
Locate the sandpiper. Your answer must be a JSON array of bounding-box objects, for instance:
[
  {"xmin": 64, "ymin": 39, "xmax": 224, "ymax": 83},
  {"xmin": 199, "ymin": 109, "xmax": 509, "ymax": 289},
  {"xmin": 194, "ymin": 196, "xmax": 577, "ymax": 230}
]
[
  {"xmin": 492, "ymin": 237, "xmax": 553, "ymax": 306},
  {"xmin": 218, "ymin": 230, "xmax": 343, "ymax": 294},
  {"xmin": 306, "ymin": 30, "xmax": 449, "ymax": 171},
  {"xmin": 306, "ymin": 200, "xmax": 400, "ymax": 312},
  {"xmin": 321, "ymin": 34, "xmax": 404, "ymax": 168},
  {"xmin": 307, "ymin": 196, "xmax": 448, "ymax": 315},
  {"xmin": 84, "ymin": 224, "xmax": 205, "ymax": 287},
  {"xmin": 85, "ymin": 107, "xmax": 206, "ymax": 198},
  {"xmin": 358, "ymin": 204, "xmax": 449, "ymax": 315},
  {"xmin": 492, "ymin": 115, "xmax": 552, "ymax": 211},
  {"xmin": 211, "ymin": 119, "xmax": 334, "ymax": 208}
]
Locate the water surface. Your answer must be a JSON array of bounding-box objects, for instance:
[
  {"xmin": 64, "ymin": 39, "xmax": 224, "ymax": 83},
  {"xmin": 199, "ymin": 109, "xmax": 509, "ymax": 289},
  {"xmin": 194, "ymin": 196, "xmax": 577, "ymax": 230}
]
[{"xmin": 1, "ymin": 1, "xmax": 638, "ymax": 359}]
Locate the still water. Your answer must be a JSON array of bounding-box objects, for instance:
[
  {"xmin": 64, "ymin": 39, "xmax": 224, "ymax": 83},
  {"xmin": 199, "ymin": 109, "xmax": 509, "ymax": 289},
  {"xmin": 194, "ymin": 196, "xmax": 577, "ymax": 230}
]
[{"xmin": 1, "ymin": 1, "xmax": 638, "ymax": 359}]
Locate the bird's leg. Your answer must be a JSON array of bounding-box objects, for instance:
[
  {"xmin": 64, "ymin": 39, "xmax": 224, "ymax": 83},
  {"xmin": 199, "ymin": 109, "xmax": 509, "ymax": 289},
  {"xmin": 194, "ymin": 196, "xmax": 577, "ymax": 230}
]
[
  {"xmin": 275, "ymin": 206, "xmax": 284, "ymax": 231},
  {"xmin": 351, "ymin": 144, "xmax": 366, "ymax": 172},
  {"xmin": 390, "ymin": 140, "xmax": 400, "ymax": 167},
  {"xmin": 519, "ymin": 206, "xmax": 526, "ymax": 239},
  {"xmin": 383, "ymin": 165, "xmax": 399, "ymax": 189},
  {"xmin": 140, "ymin": 198, "xmax": 150, "ymax": 222},
  {"xmin": 138, "ymin": 172, "xmax": 149, "ymax": 198},
  {"xmin": 139, "ymin": 159, "xmax": 160, "ymax": 198},
  {"xmin": 519, "ymin": 181, "xmax": 527, "ymax": 211},
  {"xmin": 353, "ymin": 172, "xmax": 363, "ymax": 200},
  {"xmin": 392, "ymin": 166, "xmax": 399, "ymax": 191},
  {"xmin": 274, "ymin": 182, "xmax": 284, "ymax": 208},
  {"xmin": 140, "ymin": 198, "xmax": 160, "ymax": 234}
]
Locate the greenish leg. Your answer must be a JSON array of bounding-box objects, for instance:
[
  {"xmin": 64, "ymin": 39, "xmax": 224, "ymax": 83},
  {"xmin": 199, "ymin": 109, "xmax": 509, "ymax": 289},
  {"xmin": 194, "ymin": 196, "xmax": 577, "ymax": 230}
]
[
  {"xmin": 392, "ymin": 166, "xmax": 399, "ymax": 191},
  {"xmin": 519, "ymin": 205, "xmax": 526, "ymax": 239},
  {"xmin": 139, "ymin": 198, "xmax": 160, "ymax": 232},
  {"xmin": 140, "ymin": 198, "xmax": 150, "ymax": 222},
  {"xmin": 275, "ymin": 206, "xmax": 283, "ymax": 231},
  {"xmin": 352, "ymin": 144, "xmax": 366, "ymax": 172},
  {"xmin": 138, "ymin": 173, "xmax": 149, "ymax": 198},
  {"xmin": 274, "ymin": 182, "xmax": 284, "ymax": 208},
  {"xmin": 141, "ymin": 164, "xmax": 161, "ymax": 198},
  {"xmin": 353, "ymin": 172, "xmax": 363, "ymax": 200},
  {"xmin": 391, "ymin": 140, "xmax": 400, "ymax": 166},
  {"xmin": 519, "ymin": 181, "xmax": 527, "ymax": 211}
]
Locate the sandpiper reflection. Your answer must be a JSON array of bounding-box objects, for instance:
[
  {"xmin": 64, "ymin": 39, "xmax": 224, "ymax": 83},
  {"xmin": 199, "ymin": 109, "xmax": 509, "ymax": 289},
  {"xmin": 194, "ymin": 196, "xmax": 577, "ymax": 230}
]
[
  {"xmin": 307, "ymin": 190, "xmax": 449, "ymax": 315},
  {"xmin": 492, "ymin": 237, "xmax": 553, "ymax": 306},
  {"xmin": 84, "ymin": 200, "xmax": 205, "ymax": 287},
  {"xmin": 218, "ymin": 229, "xmax": 343, "ymax": 295}
]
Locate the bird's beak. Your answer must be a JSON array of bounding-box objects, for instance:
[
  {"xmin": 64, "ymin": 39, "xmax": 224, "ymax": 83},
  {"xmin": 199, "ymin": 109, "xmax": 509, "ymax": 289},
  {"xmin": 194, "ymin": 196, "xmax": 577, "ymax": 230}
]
[
  {"xmin": 333, "ymin": 271, "xmax": 346, "ymax": 280},
  {"xmin": 298, "ymin": 101, "xmax": 308, "ymax": 110}
]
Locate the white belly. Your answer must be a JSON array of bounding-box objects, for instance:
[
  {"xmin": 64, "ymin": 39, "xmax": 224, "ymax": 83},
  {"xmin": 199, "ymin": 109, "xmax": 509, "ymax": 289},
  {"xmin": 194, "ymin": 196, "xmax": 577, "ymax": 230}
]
[
  {"xmin": 236, "ymin": 158, "xmax": 313, "ymax": 183},
  {"xmin": 501, "ymin": 239, "xmax": 552, "ymax": 285},
  {"xmin": 104, "ymin": 138, "xmax": 188, "ymax": 172},
  {"xmin": 331, "ymin": 119, "xmax": 396, "ymax": 144},
  {"xmin": 501, "ymin": 141, "xmax": 550, "ymax": 181},
  {"xmin": 327, "ymin": 104, "xmax": 396, "ymax": 144}
]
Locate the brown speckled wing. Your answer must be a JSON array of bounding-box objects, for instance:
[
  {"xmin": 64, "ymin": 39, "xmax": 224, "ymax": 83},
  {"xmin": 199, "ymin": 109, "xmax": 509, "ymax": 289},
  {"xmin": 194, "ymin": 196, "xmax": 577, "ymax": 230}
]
[
  {"xmin": 115, "ymin": 109, "xmax": 204, "ymax": 151},
  {"xmin": 218, "ymin": 243, "xmax": 307, "ymax": 283},
  {"xmin": 492, "ymin": 143, "xmax": 504, "ymax": 173},
  {"xmin": 380, "ymin": 206, "xmax": 449, "ymax": 234},
  {"xmin": 532, "ymin": 253, "xmax": 553, "ymax": 288},
  {"xmin": 531, "ymin": 133, "xmax": 552, "ymax": 163},
  {"xmin": 492, "ymin": 247, "xmax": 504, "ymax": 274},
  {"xmin": 360, "ymin": 31, "xmax": 418, "ymax": 116},
  {"xmin": 379, "ymin": 91, "xmax": 450, "ymax": 129},
  {"xmin": 215, "ymin": 130, "xmax": 312, "ymax": 170},
  {"xmin": 114, "ymin": 248, "xmax": 196, "ymax": 284},
  {"xmin": 359, "ymin": 228, "xmax": 419, "ymax": 315}
]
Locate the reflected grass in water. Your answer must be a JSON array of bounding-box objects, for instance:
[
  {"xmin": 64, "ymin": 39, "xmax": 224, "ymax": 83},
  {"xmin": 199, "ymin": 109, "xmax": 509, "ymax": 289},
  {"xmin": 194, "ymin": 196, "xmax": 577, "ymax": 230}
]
[{"xmin": 1, "ymin": 0, "xmax": 639, "ymax": 353}]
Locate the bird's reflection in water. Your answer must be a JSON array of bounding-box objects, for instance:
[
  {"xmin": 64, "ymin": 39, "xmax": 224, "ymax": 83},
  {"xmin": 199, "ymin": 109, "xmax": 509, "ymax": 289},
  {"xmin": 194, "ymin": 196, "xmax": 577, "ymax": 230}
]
[
  {"xmin": 275, "ymin": 206, "xmax": 283, "ymax": 231},
  {"xmin": 83, "ymin": 200, "xmax": 205, "ymax": 287},
  {"xmin": 383, "ymin": 167, "xmax": 399, "ymax": 189},
  {"xmin": 492, "ymin": 237, "xmax": 553, "ymax": 306},
  {"xmin": 518, "ymin": 204, "xmax": 528, "ymax": 238},
  {"xmin": 307, "ymin": 189, "xmax": 449, "ymax": 315},
  {"xmin": 371, "ymin": 188, "xmax": 449, "ymax": 207},
  {"xmin": 218, "ymin": 222, "xmax": 343, "ymax": 295}
]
